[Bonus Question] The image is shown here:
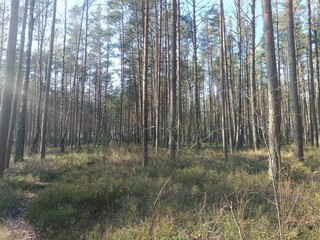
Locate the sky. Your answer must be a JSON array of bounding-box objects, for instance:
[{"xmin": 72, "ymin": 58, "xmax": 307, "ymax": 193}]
[{"xmin": 59, "ymin": 0, "xmax": 264, "ymax": 39}]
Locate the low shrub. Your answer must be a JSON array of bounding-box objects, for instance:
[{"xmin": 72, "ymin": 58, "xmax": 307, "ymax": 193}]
[
  {"xmin": 0, "ymin": 183, "xmax": 20, "ymax": 215},
  {"xmin": 5, "ymin": 174, "xmax": 46, "ymax": 190},
  {"xmin": 2, "ymin": 145, "xmax": 315, "ymax": 240},
  {"xmin": 27, "ymin": 177, "xmax": 126, "ymax": 239},
  {"xmin": 290, "ymin": 161, "xmax": 311, "ymax": 182}
]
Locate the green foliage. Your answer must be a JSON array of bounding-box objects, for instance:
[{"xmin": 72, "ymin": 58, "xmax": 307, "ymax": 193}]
[
  {"xmin": 5, "ymin": 174, "xmax": 45, "ymax": 190},
  {"xmin": 289, "ymin": 161, "xmax": 311, "ymax": 182},
  {"xmin": 27, "ymin": 177, "xmax": 126, "ymax": 239},
  {"xmin": 5, "ymin": 157, "xmax": 69, "ymax": 183},
  {"xmin": 174, "ymin": 166, "xmax": 207, "ymax": 186},
  {"xmin": 1, "ymin": 145, "xmax": 320, "ymax": 239},
  {"xmin": 0, "ymin": 183, "xmax": 20, "ymax": 214}
]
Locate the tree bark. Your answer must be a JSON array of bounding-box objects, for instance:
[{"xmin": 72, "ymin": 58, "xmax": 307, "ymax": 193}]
[
  {"xmin": 119, "ymin": 0, "xmax": 125, "ymax": 144},
  {"xmin": 5, "ymin": 0, "xmax": 28, "ymax": 168},
  {"xmin": 307, "ymin": 0, "xmax": 318, "ymax": 147},
  {"xmin": 262, "ymin": 0, "xmax": 281, "ymax": 180},
  {"xmin": 235, "ymin": 0, "xmax": 244, "ymax": 149},
  {"xmin": 169, "ymin": 0, "xmax": 177, "ymax": 160},
  {"xmin": 250, "ymin": 0, "xmax": 259, "ymax": 151},
  {"xmin": 220, "ymin": 0, "xmax": 228, "ymax": 159},
  {"xmin": 142, "ymin": 0, "xmax": 149, "ymax": 167},
  {"xmin": 193, "ymin": 0, "xmax": 200, "ymax": 151},
  {"xmin": 0, "ymin": 0, "xmax": 19, "ymax": 175},
  {"xmin": 0, "ymin": 1, "xmax": 6, "ymax": 79},
  {"xmin": 14, "ymin": 0, "xmax": 35, "ymax": 162},
  {"xmin": 60, "ymin": 0, "xmax": 67, "ymax": 152},
  {"xmin": 286, "ymin": 0, "xmax": 304, "ymax": 161},
  {"xmin": 31, "ymin": 2, "xmax": 49, "ymax": 153},
  {"xmin": 40, "ymin": 0, "xmax": 57, "ymax": 159},
  {"xmin": 177, "ymin": 0, "xmax": 182, "ymax": 149},
  {"xmin": 78, "ymin": 0, "xmax": 89, "ymax": 149},
  {"xmin": 153, "ymin": 0, "xmax": 161, "ymax": 153}
]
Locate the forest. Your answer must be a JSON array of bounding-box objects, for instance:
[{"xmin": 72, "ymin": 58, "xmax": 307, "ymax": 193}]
[{"xmin": 0, "ymin": 0, "xmax": 320, "ymax": 239}]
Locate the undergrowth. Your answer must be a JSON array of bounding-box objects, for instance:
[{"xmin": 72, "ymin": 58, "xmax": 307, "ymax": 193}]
[{"xmin": 0, "ymin": 145, "xmax": 319, "ymax": 239}]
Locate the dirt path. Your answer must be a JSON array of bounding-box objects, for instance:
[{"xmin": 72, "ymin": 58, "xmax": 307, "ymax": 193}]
[{"xmin": 4, "ymin": 191, "xmax": 37, "ymax": 240}]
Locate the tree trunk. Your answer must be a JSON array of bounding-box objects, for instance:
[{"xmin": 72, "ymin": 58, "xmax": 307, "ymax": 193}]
[
  {"xmin": 220, "ymin": 0, "xmax": 228, "ymax": 159},
  {"xmin": 0, "ymin": 1, "xmax": 6, "ymax": 80},
  {"xmin": 40, "ymin": 0, "xmax": 57, "ymax": 159},
  {"xmin": 119, "ymin": 0, "xmax": 125, "ymax": 144},
  {"xmin": 262, "ymin": 0, "xmax": 281, "ymax": 180},
  {"xmin": 250, "ymin": 0, "xmax": 259, "ymax": 151},
  {"xmin": 286, "ymin": 0, "xmax": 304, "ymax": 161},
  {"xmin": 177, "ymin": 0, "xmax": 182, "ymax": 149},
  {"xmin": 307, "ymin": 0, "xmax": 318, "ymax": 147},
  {"xmin": 5, "ymin": 0, "xmax": 29, "ymax": 168},
  {"xmin": 315, "ymin": 30, "xmax": 320, "ymax": 134},
  {"xmin": 169, "ymin": 0, "xmax": 177, "ymax": 159},
  {"xmin": 78, "ymin": 0, "xmax": 89, "ymax": 149},
  {"xmin": 14, "ymin": 0, "xmax": 35, "ymax": 162},
  {"xmin": 0, "ymin": 0, "xmax": 19, "ymax": 175},
  {"xmin": 236, "ymin": 0, "xmax": 244, "ymax": 149},
  {"xmin": 60, "ymin": 0, "xmax": 67, "ymax": 152},
  {"xmin": 193, "ymin": 0, "xmax": 200, "ymax": 151},
  {"xmin": 142, "ymin": 0, "xmax": 149, "ymax": 167},
  {"xmin": 154, "ymin": 0, "xmax": 161, "ymax": 153}
]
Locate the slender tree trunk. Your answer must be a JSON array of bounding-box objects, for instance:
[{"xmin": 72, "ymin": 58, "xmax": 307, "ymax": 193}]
[
  {"xmin": 236, "ymin": 0, "xmax": 244, "ymax": 149},
  {"xmin": 0, "ymin": 0, "xmax": 19, "ymax": 174},
  {"xmin": 142, "ymin": 0, "xmax": 149, "ymax": 167},
  {"xmin": 0, "ymin": 1, "xmax": 6, "ymax": 79},
  {"xmin": 286, "ymin": 0, "xmax": 304, "ymax": 161},
  {"xmin": 169, "ymin": 0, "xmax": 177, "ymax": 159},
  {"xmin": 177, "ymin": 0, "xmax": 182, "ymax": 149},
  {"xmin": 70, "ymin": 5, "xmax": 85, "ymax": 149},
  {"xmin": 209, "ymin": 48, "xmax": 214, "ymax": 145},
  {"xmin": 192, "ymin": 0, "xmax": 200, "ymax": 151},
  {"xmin": 250, "ymin": 0, "xmax": 259, "ymax": 151},
  {"xmin": 262, "ymin": 3, "xmax": 283, "ymax": 239},
  {"xmin": 119, "ymin": 0, "xmax": 125, "ymax": 144},
  {"xmin": 53, "ymin": 62, "xmax": 58, "ymax": 147},
  {"xmin": 163, "ymin": 0, "xmax": 169, "ymax": 148},
  {"xmin": 15, "ymin": 0, "xmax": 35, "ymax": 162},
  {"xmin": 60, "ymin": 0, "xmax": 67, "ymax": 152},
  {"xmin": 5, "ymin": 0, "xmax": 29, "ymax": 168},
  {"xmin": 262, "ymin": 0, "xmax": 281, "ymax": 180},
  {"xmin": 275, "ymin": 0, "xmax": 281, "ymax": 103},
  {"xmin": 307, "ymin": 0, "xmax": 318, "ymax": 147},
  {"xmin": 31, "ymin": 1, "xmax": 49, "ymax": 153},
  {"xmin": 315, "ymin": 30, "xmax": 320, "ymax": 135},
  {"xmin": 78, "ymin": 0, "xmax": 89, "ymax": 149},
  {"xmin": 154, "ymin": 0, "xmax": 162, "ymax": 153},
  {"xmin": 220, "ymin": 0, "xmax": 228, "ymax": 159},
  {"xmin": 31, "ymin": 46, "xmax": 44, "ymax": 153},
  {"xmin": 134, "ymin": 0, "xmax": 142, "ymax": 144},
  {"xmin": 40, "ymin": 0, "xmax": 57, "ymax": 159}
]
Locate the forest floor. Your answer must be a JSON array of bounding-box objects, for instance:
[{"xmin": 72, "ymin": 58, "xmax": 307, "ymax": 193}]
[
  {"xmin": 0, "ymin": 144, "xmax": 320, "ymax": 239},
  {"xmin": 2, "ymin": 190, "xmax": 37, "ymax": 240}
]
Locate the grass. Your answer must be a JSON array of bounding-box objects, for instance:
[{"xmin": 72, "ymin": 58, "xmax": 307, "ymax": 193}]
[{"xmin": 0, "ymin": 145, "xmax": 320, "ymax": 239}]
